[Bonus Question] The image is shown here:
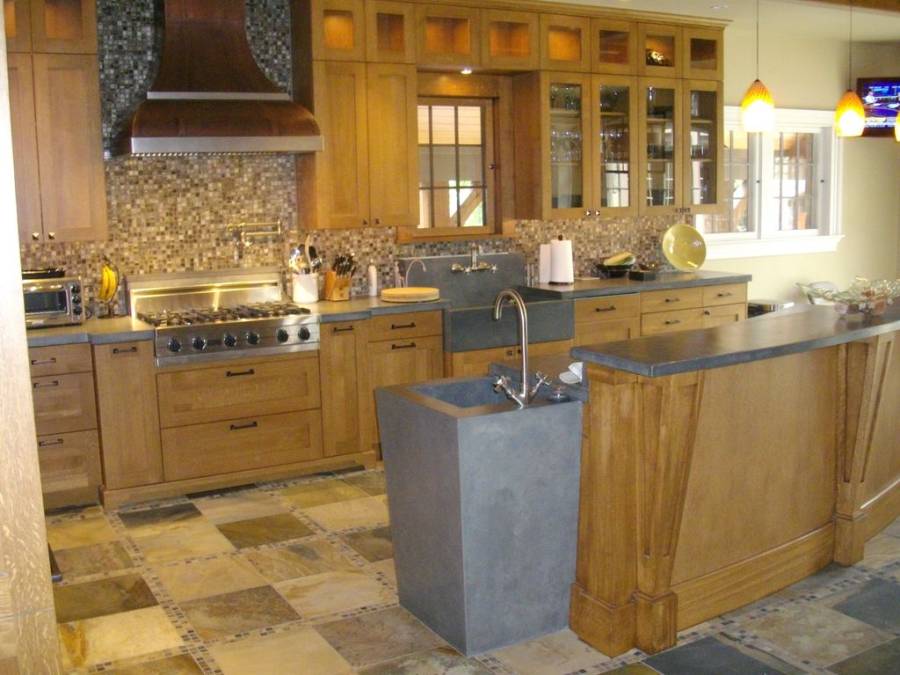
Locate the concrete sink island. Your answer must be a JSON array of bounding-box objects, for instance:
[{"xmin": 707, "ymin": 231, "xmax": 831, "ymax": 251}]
[{"xmin": 375, "ymin": 376, "xmax": 583, "ymax": 655}]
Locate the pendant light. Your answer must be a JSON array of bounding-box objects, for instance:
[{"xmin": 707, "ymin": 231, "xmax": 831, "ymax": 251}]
[
  {"xmin": 834, "ymin": 2, "xmax": 866, "ymax": 138},
  {"xmin": 895, "ymin": 114, "xmax": 899, "ymax": 141},
  {"xmin": 741, "ymin": 0, "xmax": 775, "ymax": 132}
]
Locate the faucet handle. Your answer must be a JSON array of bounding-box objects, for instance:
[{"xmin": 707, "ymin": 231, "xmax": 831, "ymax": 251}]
[{"xmin": 530, "ymin": 371, "xmax": 552, "ymax": 398}]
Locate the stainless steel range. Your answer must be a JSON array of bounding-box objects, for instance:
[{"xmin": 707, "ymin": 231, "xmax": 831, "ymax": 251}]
[{"xmin": 127, "ymin": 268, "xmax": 320, "ymax": 367}]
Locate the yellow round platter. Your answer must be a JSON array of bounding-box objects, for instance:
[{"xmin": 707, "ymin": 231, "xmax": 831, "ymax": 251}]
[
  {"xmin": 661, "ymin": 223, "xmax": 707, "ymax": 272},
  {"xmin": 380, "ymin": 287, "xmax": 441, "ymax": 303}
]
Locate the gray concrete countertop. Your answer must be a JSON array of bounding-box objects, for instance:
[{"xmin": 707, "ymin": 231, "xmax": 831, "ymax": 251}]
[
  {"xmin": 572, "ymin": 304, "xmax": 900, "ymax": 378},
  {"xmin": 315, "ymin": 297, "xmax": 451, "ymax": 323},
  {"xmin": 27, "ymin": 317, "xmax": 156, "ymax": 348},
  {"xmin": 526, "ymin": 270, "xmax": 752, "ymax": 299},
  {"xmin": 489, "ymin": 353, "xmax": 588, "ymax": 402}
]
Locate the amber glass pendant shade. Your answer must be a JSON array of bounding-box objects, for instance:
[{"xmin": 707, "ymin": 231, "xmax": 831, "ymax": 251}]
[
  {"xmin": 740, "ymin": 79, "xmax": 775, "ymax": 132},
  {"xmin": 895, "ymin": 116, "xmax": 899, "ymax": 142},
  {"xmin": 834, "ymin": 90, "xmax": 866, "ymax": 138}
]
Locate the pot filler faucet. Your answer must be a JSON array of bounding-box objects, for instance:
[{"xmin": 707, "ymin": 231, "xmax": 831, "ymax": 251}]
[{"xmin": 491, "ymin": 288, "xmax": 550, "ymax": 408}]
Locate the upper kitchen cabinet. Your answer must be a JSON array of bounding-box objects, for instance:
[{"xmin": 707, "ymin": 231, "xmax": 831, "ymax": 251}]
[
  {"xmin": 481, "ymin": 9, "xmax": 538, "ymax": 71},
  {"xmin": 4, "ymin": 0, "xmax": 32, "ymax": 52},
  {"xmin": 312, "ymin": 0, "xmax": 366, "ymax": 61},
  {"xmin": 638, "ymin": 77, "xmax": 683, "ymax": 214},
  {"xmin": 682, "ymin": 27, "xmax": 723, "ymax": 80},
  {"xmin": 540, "ymin": 14, "xmax": 590, "ymax": 72},
  {"xmin": 365, "ymin": 0, "xmax": 415, "ymax": 63},
  {"xmin": 416, "ymin": 4, "xmax": 480, "ymax": 69},
  {"xmin": 592, "ymin": 74, "xmax": 638, "ymax": 216},
  {"xmin": 638, "ymin": 23, "xmax": 681, "ymax": 77},
  {"xmin": 6, "ymin": 54, "xmax": 42, "ymax": 245},
  {"xmin": 29, "ymin": 0, "xmax": 97, "ymax": 54},
  {"xmin": 591, "ymin": 18, "xmax": 637, "ymax": 75},
  {"xmin": 683, "ymin": 80, "xmax": 723, "ymax": 213}
]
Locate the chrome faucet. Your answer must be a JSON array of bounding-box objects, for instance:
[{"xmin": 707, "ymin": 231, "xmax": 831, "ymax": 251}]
[
  {"xmin": 491, "ymin": 288, "xmax": 550, "ymax": 408},
  {"xmin": 451, "ymin": 244, "xmax": 497, "ymax": 274},
  {"xmin": 404, "ymin": 258, "xmax": 427, "ymax": 287}
]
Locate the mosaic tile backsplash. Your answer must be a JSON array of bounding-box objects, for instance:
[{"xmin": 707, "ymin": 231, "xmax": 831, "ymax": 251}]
[{"xmin": 19, "ymin": 0, "xmax": 680, "ymax": 305}]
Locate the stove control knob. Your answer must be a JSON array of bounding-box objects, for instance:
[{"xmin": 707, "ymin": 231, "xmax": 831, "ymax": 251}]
[
  {"xmin": 167, "ymin": 337, "xmax": 182, "ymax": 353},
  {"xmin": 73, "ymin": 306, "xmax": 83, "ymax": 316},
  {"xmin": 298, "ymin": 327, "xmax": 311, "ymax": 341},
  {"xmin": 276, "ymin": 328, "xmax": 290, "ymax": 343},
  {"xmin": 192, "ymin": 336, "xmax": 208, "ymax": 351},
  {"xmin": 223, "ymin": 333, "xmax": 238, "ymax": 348},
  {"xmin": 246, "ymin": 331, "xmax": 261, "ymax": 345}
]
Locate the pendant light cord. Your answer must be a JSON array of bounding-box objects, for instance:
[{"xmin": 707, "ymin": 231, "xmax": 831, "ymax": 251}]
[
  {"xmin": 848, "ymin": 1, "xmax": 854, "ymax": 89},
  {"xmin": 756, "ymin": 0, "xmax": 761, "ymax": 78}
]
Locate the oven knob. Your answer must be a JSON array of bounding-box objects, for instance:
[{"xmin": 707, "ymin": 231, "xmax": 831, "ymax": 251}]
[
  {"xmin": 72, "ymin": 295, "xmax": 81, "ymax": 304},
  {"xmin": 246, "ymin": 331, "xmax": 261, "ymax": 345},
  {"xmin": 73, "ymin": 306, "xmax": 83, "ymax": 316},
  {"xmin": 71, "ymin": 284, "xmax": 81, "ymax": 294},
  {"xmin": 298, "ymin": 327, "xmax": 311, "ymax": 341},
  {"xmin": 192, "ymin": 336, "xmax": 208, "ymax": 351},
  {"xmin": 276, "ymin": 328, "xmax": 290, "ymax": 343},
  {"xmin": 167, "ymin": 337, "xmax": 182, "ymax": 353},
  {"xmin": 223, "ymin": 333, "xmax": 238, "ymax": 348}
]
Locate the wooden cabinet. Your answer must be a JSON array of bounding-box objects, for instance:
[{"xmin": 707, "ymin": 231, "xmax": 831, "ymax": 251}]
[
  {"xmin": 682, "ymin": 27, "xmax": 723, "ymax": 81},
  {"xmin": 591, "ymin": 18, "xmax": 637, "ymax": 75},
  {"xmin": 6, "ymin": 0, "xmax": 96, "ymax": 54},
  {"xmin": 592, "ymin": 73, "xmax": 639, "ymax": 216},
  {"xmin": 702, "ymin": 283, "xmax": 747, "ymax": 307},
  {"xmin": 415, "ymin": 4, "xmax": 480, "ymax": 68},
  {"xmin": 683, "ymin": 79, "xmax": 723, "ymax": 214},
  {"xmin": 638, "ymin": 23, "xmax": 681, "ymax": 77},
  {"xmin": 366, "ymin": 0, "xmax": 415, "ymax": 63},
  {"xmin": 540, "ymin": 14, "xmax": 590, "ymax": 72},
  {"xmin": 638, "ymin": 76, "xmax": 683, "ymax": 214},
  {"xmin": 448, "ymin": 339, "xmax": 573, "ymax": 378},
  {"xmin": 369, "ymin": 310, "xmax": 443, "ymax": 341},
  {"xmin": 574, "ymin": 294, "xmax": 640, "ymax": 346},
  {"xmin": 312, "ymin": 0, "xmax": 366, "ymax": 61},
  {"xmin": 641, "ymin": 307, "xmax": 704, "ymax": 336},
  {"xmin": 93, "ymin": 342, "xmax": 163, "ymax": 490},
  {"xmin": 481, "ymin": 9, "xmax": 538, "ymax": 71},
  {"xmin": 702, "ymin": 303, "xmax": 746, "ymax": 328},
  {"xmin": 37, "ymin": 430, "xmax": 101, "ymax": 509},
  {"xmin": 32, "ymin": 372, "xmax": 96, "ymax": 436},
  {"xmin": 320, "ymin": 320, "xmax": 369, "ymax": 457},
  {"xmin": 640, "ymin": 284, "xmax": 747, "ymax": 336},
  {"xmin": 4, "ymin": 0, "xmax": 32, "ymax": 52},
  {"xmin": 7, "ymin": 54, "xmax": 42, "ymax": 245}
]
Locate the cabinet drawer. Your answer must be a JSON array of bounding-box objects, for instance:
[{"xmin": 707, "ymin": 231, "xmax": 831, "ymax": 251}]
[
  {"xmin": 575, "ymin": 294, "xmax": 640, "ymax": 323},
  {"xmin": 702, "ymin": 283, "xmax": 747, "ymax": 307},
  {"xmin": 368, "ymin": 311, "xmax": 442, "ymax": 341},
  {"xmin": 641, "ymin": 308, "xmax": 704, "ymax": 336},
  {"xmin": 28, "ymin": 343, "xmax": 92, "ymax": 377},
  {"xmin": 703, "ymin": 303, "xmax": 747, "ymax": 328},
  {"xmin": 575, "ymin": 318, "xmax": 640, "ymax": 346},
  {"xmin": 158, "ymin": 354, "xmax": 320, "ymax": 428},
  {"xmin": 32, "ymin": 372, "xmax": 97, "ymax": 435},
  {"xmin": 448, "ymin": 339, "xmax": 572, "ymax": 377},
  {"xmin": 37, "ymin": 429, "xmax": 101, "ymax": 499},
  {"xmin": 640, "ymin": 287, "xmax": 703, "ymax": 313},
  {"xmin": 162, "ymin": 410, "xmax": 324, "ymax": 481}
]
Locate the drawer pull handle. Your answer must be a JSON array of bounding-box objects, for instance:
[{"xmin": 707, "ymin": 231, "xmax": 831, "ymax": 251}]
[
  {"xmin": 391, "ymin": 342, "xmax": 416, "ymax": 350},
  {"xmin": 226, "ymin": 369, "xmax": 256, "ymax": 377},
  {"xmin": 703, "ymin": 310, "xmax": 711, "ymax": 316},
  {"xmin": 33, "ymin": 380, "xmax": 60, "ymax": 389},
  {"xmin": 664, "ymin": 297, "xmax": 680, "ymax": 304},
  {"xmin": 664, "ymin": 319, "xmax": 681, "ymax": 326},
  {"xmin": 112, "ymin": 346, "xmax": 138, "ymax": 355},
  {"xmin": 595, "ymin": 306, "xmax": 616, "ymax": 313},
  {"xmin": 30, "ymin": 357, "xmax": 57, "ymax": 366},
  {"xmin": 38, "ymin": 438, "xmax": 64, "ymax": 447},
  {"xmin": 716, "ymin": 292, "xmax": 733, "ymax": 298},
  {"xmin": 230, "ymin": 421, "xmax": 259, "ymax": 431},
  {"xmin": 391, "ymin": 322, "xmax": 416, "ymax": 330},
  {"xmin": 333, "ymin": 326, "xmax": 354, "ymax": 333}
]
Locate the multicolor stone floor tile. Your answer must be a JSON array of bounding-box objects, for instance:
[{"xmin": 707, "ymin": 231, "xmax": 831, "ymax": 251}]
[{"xmin": 46, "ymin": 470, "xmax": 899, "ymax": 674}]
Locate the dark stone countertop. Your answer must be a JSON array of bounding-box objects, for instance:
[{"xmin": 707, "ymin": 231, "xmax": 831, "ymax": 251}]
[
  {"xmin": 526, "ymin": 270, "xmax": 752, "ymax": 299},
  {"xmin": 27, "ymin": 317, "xmax": 156, "ymax": 348},
  {"xmin": 572, "ymin": 304, "xmax": 900, "ymax": 378}
]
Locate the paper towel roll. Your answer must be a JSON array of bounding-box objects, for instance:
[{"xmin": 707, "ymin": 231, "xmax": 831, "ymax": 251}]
[
  {"xmin": 538, "ymin": 244, "xmax": 552, "ymax": 284},
  {"xmin": 549, "ymin": 238, "xmax": 574, "ymax": 284}
]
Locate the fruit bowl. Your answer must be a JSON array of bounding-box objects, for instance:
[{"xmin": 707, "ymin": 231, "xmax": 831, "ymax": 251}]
[{"xmin": 803, "ymin": 278, "xmax": 900, "ymax": 320}]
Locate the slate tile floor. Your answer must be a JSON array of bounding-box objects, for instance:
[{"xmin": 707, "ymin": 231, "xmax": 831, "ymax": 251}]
[{"xmin": 46, "ymin": 468, "xmax": 900, "ymax": 674}]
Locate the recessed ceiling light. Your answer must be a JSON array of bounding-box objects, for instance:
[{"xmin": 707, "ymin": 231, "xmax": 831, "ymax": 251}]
[
  {"xmin": 460, "ymin": 67, "xmax": 473, "ymax": 75},
  {"xmin": 710, "ymin": 3, "xmax": 729, "ymax": 9}
]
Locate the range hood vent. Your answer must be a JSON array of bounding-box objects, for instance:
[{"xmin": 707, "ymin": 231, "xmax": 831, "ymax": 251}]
[{"xmin": 120, "ymin": 0, "xmax": 321, "ymax": 155}]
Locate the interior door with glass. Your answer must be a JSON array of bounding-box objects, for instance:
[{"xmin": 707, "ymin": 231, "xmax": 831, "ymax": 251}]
[
  {"xmin": 683, "ymin": 80, "xmax": 723, "ymax": 214},
  {"xmin": 638, "ymin": 77, "xmax": 682, "ymax": 214},
  {"xmin": 542, "ymin": 72, "xmax": 592, "ymax": 219},
  {"xmin": 592, "ymin": 75, "xmax": 638, "ymax": 216}
]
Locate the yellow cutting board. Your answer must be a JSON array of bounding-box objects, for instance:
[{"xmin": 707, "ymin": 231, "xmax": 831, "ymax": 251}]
[{"xmin": 381, "ymin": 287, "xmax": 441, "ymax": 303}]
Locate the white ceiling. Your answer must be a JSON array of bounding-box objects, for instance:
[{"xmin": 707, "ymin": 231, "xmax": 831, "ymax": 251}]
[{"xmin": 536, "ymin": 0, "xmax": 900, "ymax": 42}]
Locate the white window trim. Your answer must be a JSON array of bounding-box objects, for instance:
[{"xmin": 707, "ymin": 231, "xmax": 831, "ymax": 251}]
[{"xmin": 705, "ymin": 107, "xmax": 844, "ymax": 260}]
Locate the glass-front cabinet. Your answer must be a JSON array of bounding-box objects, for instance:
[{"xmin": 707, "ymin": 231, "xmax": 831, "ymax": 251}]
[
  {"xmin": 543, "ymin": 73, "xmax": 591, "ymax": 219},
  {"xmin": 591, "ymin": 19, "xmax": 637, "ymax": 75},
  {"xmin": 592, "ymin": 75, "xmax": 638, "ymax": 215},
  {"xmin": 683, "ymin": 80, "xmax": 723, "ymax": 213},
  {"xmin": 639, "ymin": 78, "xmax": 682, "ymax": 213}
]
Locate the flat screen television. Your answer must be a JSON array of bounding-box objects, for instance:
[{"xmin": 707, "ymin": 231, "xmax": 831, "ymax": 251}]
[{"xmin": 856, "ymin": 78, "xmax": 900, "ymax": 137}]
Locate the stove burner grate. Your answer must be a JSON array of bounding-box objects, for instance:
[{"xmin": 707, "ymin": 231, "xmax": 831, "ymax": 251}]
[{"xmin": 138, "ymin": 301, "xmax": 311, "ymax": 328}]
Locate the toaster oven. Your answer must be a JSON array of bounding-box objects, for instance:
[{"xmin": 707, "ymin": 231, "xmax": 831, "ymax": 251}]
[{"xmin": 23, "ymin": 275, "xmax": 84, "ymax": 328}]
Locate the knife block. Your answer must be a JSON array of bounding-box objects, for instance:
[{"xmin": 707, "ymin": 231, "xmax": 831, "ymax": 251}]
[{"xmin": 324, "ymin": 271, "xmax": 351, "ymax": 301}]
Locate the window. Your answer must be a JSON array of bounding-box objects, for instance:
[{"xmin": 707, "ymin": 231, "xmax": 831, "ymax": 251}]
[
  {"xmin": 695, "ymin": 108, "xmax": 843, "ymax": 259},
  {"xmin": 417, "ymin": 99, "xmax": 495, "ymax": 234}
]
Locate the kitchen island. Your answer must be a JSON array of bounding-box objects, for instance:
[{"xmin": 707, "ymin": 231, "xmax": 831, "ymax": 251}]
[{"xmin": 568, "ymin": 304, "xmax": 900, "ymax": 656}]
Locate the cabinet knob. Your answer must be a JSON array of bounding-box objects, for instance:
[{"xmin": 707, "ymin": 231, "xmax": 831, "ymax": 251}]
[
  {"xmin": 374, "ymin": 218, "xmax": 381, "ymax": 225},
  {"xmin": 47, "ymin": 232, "xmax": 56, "ymax": 240},
  {"xmin": 31, "ymin": 232, "xmax": 40, "ymax": 241},
  {"xmin": 362, "ymin": 219, "xmax": 368, "ymax": 226},
  {"xmin": 584, "ymin": 210, "xmax": 592, "ymax": 217}
]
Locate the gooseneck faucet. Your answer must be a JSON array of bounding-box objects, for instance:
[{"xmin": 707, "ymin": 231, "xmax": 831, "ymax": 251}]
[
  {"xmin": 491, "ymin": 288, "xmax": 550, "ymax": 408},
  {"xmin": 404, "ymin": 258, "xmax": 427, "ymax": 287}
]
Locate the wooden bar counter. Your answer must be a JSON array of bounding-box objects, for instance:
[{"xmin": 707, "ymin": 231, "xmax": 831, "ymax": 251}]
[{"xmin": 568, "ymin": 305, "xmax": 900, "ymax": 656}]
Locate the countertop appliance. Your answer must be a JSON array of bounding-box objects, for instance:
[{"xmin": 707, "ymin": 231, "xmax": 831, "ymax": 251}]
[
  {"xmin": 23, "ymin": 271, "xmax": 84, "ymax": 328},
  {"xmin": 127, "ymin": 268, "xmax": 320, "ymax": 367}
]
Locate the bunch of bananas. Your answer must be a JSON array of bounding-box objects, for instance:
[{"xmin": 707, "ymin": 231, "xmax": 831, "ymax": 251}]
[{"xmin": 98, "ymin": 260, "xmax": 120, "ymax": 304}]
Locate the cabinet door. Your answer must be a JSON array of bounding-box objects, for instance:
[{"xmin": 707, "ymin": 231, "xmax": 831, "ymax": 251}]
[
  {"xmin": 416, "ymin": 4, "xmax": 480, "ymax": 68},
  {"xmin": 591, "ymin": 18, "xmax": 637, "ymax": 75},
  {"xmin": 638, "ymin": 77, "xmax": 683, "ymax": 214},
  {"xmin": 312, "ymin": 0, "xmax": 366, "ymax": 61},
  {"xmin": 481, "ymin": 9, "xmax": 538, "ymax": 71},
  {"xmin": 641, "ymin": 308, "xmax": 704, "ymax": 336},
  {"xmin": 684, "ymin": 80, "xmax": 724, "ymax": 215},
  {"xmin": 366, "ymin": 0, "xmax": 415, "ymax": 63},
  {"xmin": 367, "ymin": 63, "xmax": 419, "ymax": 227},
  {"xmin": 540, "ymin": 14, "xmax": 590, "ymax": 72},
  {"xmin": 575, "ymin": 318, "xmax": 640, "ymax": 347},
  {"xmin": 93, "ymin": 342, "xmax": 163, "ymax": 490},
  {"xmin": 320, "ymin": 321, "xmax": 368, "ymax": 457},
  {"xmin": 638, "ymin": 23, "xmax": 681, "ymax": 77},
  {"xmin": 37, "ymin": 429, "xmax": 101, "ymax": 508},
  {"xmin": 682, "ymin": 27, "xmax": 723, "ymax": 81},
  {"xmin": 6, "ymin": 53, "xmax": 42, "ymax": 244},
  {"xmin": 542, "ymin": 72, "xmax": 592, "ymax": 220},
  {"xmin": 32, "ymin": 372, "xmax": 96, "ymax": 435},
  {"xmin": 702, "ymin": 303, "xmax": 746, "ymax": 328},
  {"xmin": 592, "ymin": 74, "xmax": 638, "ymax": 216},
  {"xmin": 32, "ymin": 53, "xmax": 107, "ymax": 241},
  {"xmin": 314, "ymin": 61, "xmax": 370, "ymax": 229},
  {"xmin": 30, "ymin": 0, "xmax": 96, "ymax": 54},
  {"xmin": 4, "ymin": 0, "xmax": 32, "ymax": 52}
]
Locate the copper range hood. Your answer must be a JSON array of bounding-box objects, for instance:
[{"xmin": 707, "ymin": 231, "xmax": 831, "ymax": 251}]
[{"xmin": 120, "ymin": 0, "xmax": 321, "ymax": 154}]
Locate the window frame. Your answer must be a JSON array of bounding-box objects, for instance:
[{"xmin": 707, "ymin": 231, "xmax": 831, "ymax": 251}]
[{"xmin": 702, "ymin": 107, "xmax": 844, "ymax": 260}]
